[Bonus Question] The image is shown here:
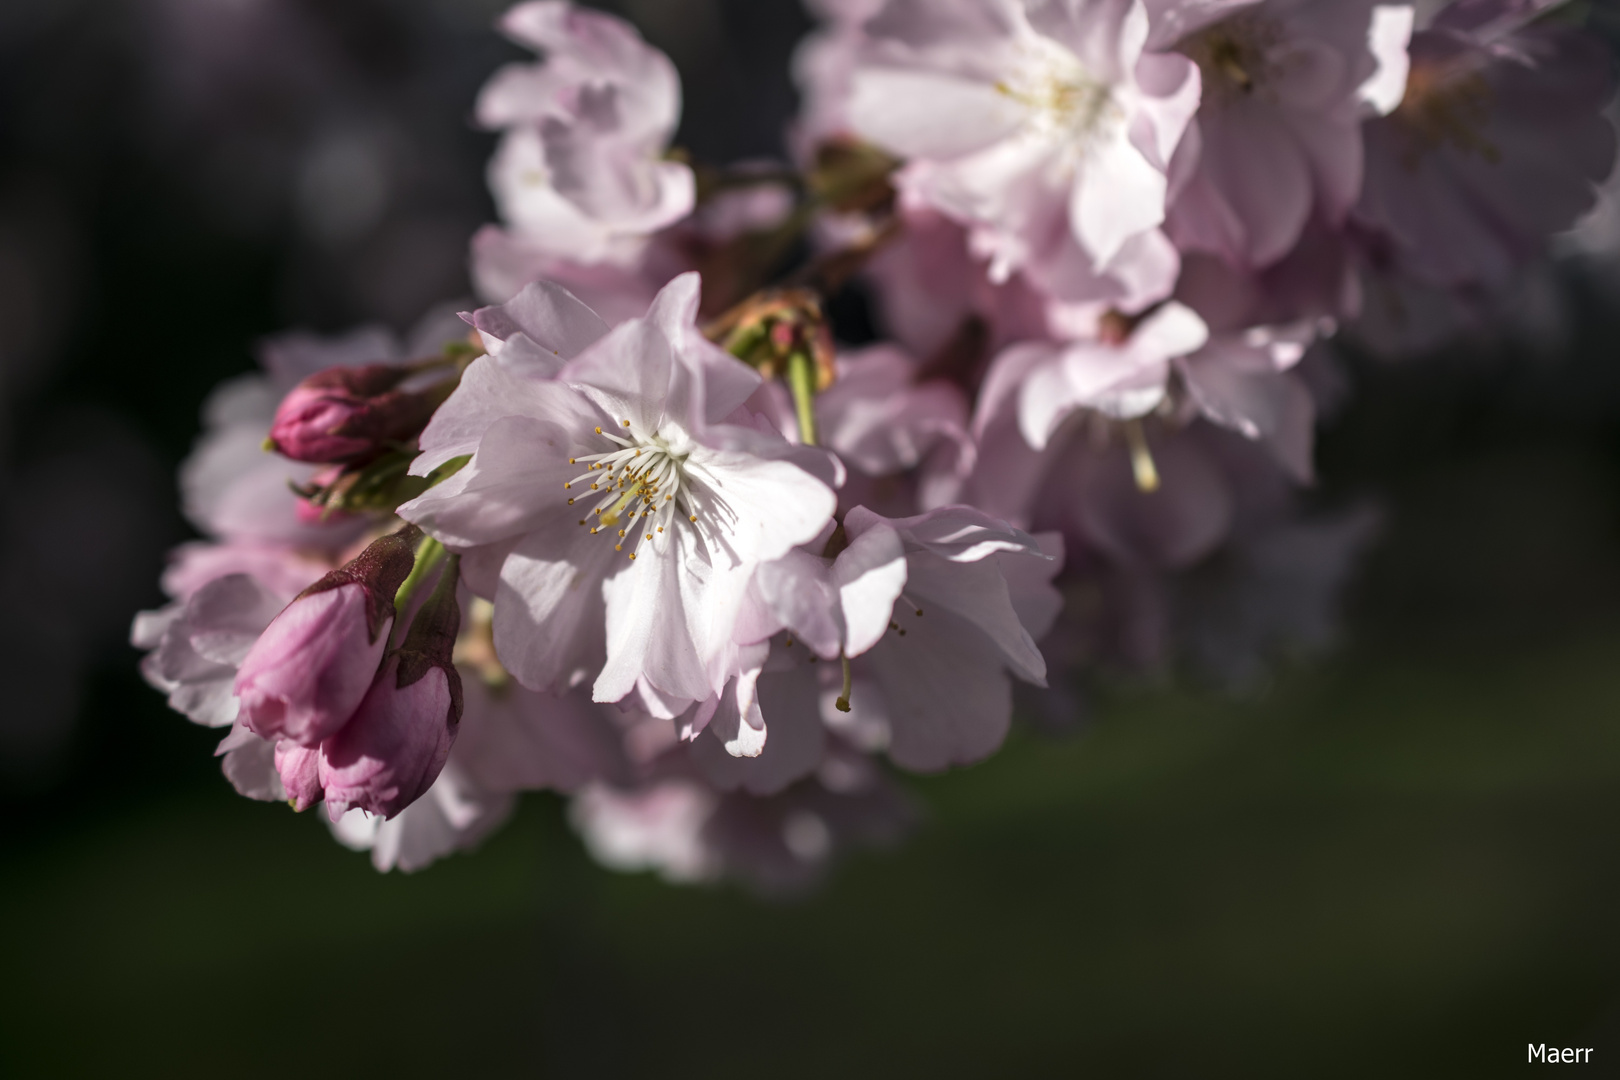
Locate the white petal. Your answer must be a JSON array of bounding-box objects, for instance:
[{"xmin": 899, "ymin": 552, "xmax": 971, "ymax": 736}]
[
  {"xmin": 411, "ymin": 357, "xmax": 599, "ymax": 476},
  {"xmin": 1359, "ymin": 5, "xmax": 1414, "ymax": 117},
  {"xmin": 683, "ymin": 452, "xmax": 836, "ymax": 565},
  {"xmin": 467, "ymin": 280, "xmax": 611, "ymax": 365},
  {"xmin": 850, "ymin": 68, "xmax": 1023, "ymax": 160},
  {"xmin": 401, "ymin": 416, "xmax": 576, "ymax": 548},
  {"xmin": 755, "ymin": 551, "xmax": 843, "ymax": 659},
  {"xmin": 493, "ymin": 521, "xmax": 616, "ymax": 692},
  {"xmin": 833, "ymin": 522, "xmax": 908, "ymax": 658},
  {"xmin": 595, "ymin": 530, "xmax": 710, "ymax": 705},
  {"xmin": 1073, "ymin": 130, "xmax": 1168, "ymax": 267}
]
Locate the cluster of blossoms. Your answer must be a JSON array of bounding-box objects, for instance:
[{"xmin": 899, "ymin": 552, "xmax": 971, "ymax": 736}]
[{"xmin": 135, "ymin": 0, "xmax": 1616, "ymax": 887}]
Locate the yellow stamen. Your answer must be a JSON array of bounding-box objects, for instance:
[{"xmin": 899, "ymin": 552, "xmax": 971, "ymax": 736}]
[{"xmin": 1124, "ymin": 419, "xmax": 1160, "ymax": 494}]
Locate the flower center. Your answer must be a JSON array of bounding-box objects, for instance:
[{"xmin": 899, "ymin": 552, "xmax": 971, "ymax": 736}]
[
  {"xmin": 1185, "ymin": 14, "xmax": 1283, "ymax": 104},
  {"xmin": 562, "ymin": 422, "xmax": 698, "ymax": 561},
  {"xmin": 997, "ymin": 39, "xmax": 1120, "ymax": 157},
  {"xmin": 1391, "ymin": 57, "xmax": 1498, "ymax": 170}
]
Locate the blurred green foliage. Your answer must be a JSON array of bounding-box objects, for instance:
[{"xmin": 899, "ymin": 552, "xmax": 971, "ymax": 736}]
[{"xmin": 5, "ymin": 614, "xmax": 1620, "ymax": 1077}]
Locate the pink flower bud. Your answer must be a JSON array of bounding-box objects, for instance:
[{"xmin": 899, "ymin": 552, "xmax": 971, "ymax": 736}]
[
  {"xmin": 267, "ymin": 364, "xmax": 444, "ymax": 464},
  {"xmin": 319, "ymin": 656, "xmax": 461, "ymax": 821},
  {"xmin": 319, "ymin": 555, "xmax": 463, "ymax": 820},
  {"xmin": 234, "ymin": 525, "xmax": 420, "ymax": 746},
  {"xmin": 274, "ymin": 741, "xmax": 323, "ymax": 812}
]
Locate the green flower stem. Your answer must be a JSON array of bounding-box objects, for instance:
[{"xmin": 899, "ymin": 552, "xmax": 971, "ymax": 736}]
[
  {"xmin": 393, "ymin": 535, "xmax": 448, "ymax": 629},
  {"xmin": 787, "ymin": 347, "xmax": 820, "ymax": 448}
]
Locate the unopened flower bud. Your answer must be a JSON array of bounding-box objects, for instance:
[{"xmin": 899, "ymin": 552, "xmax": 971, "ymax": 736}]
[
  {"xmin": 274, "ymin": 741, "xmax": 323, "ymax": 812},
  {"xmin": 267, "ymin": 364, "xmax": 446, "ymax": 464},
  {"xmin": 234, "ymin": 524, "xmax": 421, "ymax": 746},
  {"xmin": 319, "ymin": 555, "xmax": 464, "ymax": 821}
]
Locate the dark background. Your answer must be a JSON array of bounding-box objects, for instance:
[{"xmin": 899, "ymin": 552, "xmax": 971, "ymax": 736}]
[{"xmin": 3, "ymin": 1, "xmax": 1620, "ymax": 1075}]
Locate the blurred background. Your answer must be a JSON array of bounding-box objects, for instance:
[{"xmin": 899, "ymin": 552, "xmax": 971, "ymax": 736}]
[{"xmin": 3, "ymin": 0, "xmax": 1620, "ymax": 1075}]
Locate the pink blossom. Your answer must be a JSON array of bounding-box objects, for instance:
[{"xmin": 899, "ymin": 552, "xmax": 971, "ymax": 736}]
[
  {"xmin": 158, "ymin": 540, "xmax": 331, "ymax": 605},
  {"xmin": 274, "ymin": 741, "xmax": 323, "ymax": 812},
  {"xmin": 816, "ymin": 346, "xmax": 974, "ymax": 480},
  {"xmin": 1173, "ymin": 216, "xmax": 1363, "ymax": 331},
  {"xmin": 476, "ymin": 1, "xmax": 693, "ymax": 271},
  {"xmin": 848, "ymin": 0, "xmax": 1202, "ymax": 308},
  {"xmin": 400, "ymin": 274, "xmax": 839, "ymax": 711},
  {"xmin": 1158, "ymin": 0, "xmax": 1415, "ymax": 269},
  {"xmin": 233, "ymin": 527, "xmax": 419, "ymax": 746},
  {"xmin": 1354, "ymin": 4, "xmax": 1617, "ymax": 289},
  {"xmin": 319, "ymin": 656, "xmax": 461, "ymax": 820},
  {"xmin": 181, "ymin": 374, "xmax": 370, "ymax": 552},
  {"xmin": 750, "ymin": 342, "xmax": 976, "ymax": 515},
  {"xmin": 745, "ymin": 505, "xmax": 1063, "ymax": 773},
  {"xmin": 1175, "ymin": 321, "xmax": 1321, "ymax": 481},
  {"xmin": 319, "ymin": 549, "xmax": 465, "ymax": 820},
  {"xmin": 570, "ymin": 779, "xmax": 721, "ymax": 882},
  {"xmin": 183, "ymin": 321, "xmax": 460, "ymax": 553},
  {"xmin": 233, "ymin": 584, "xmax": 388, "ymax": 745},
  {"xmin": 266, "ymin": 364, "xmax": 444, "ymax": 465},
  {"xmin": 999, "ymin": 302, "xmax": 1212, "ymax": 452},
  {"xmin": 790, "ymin": 0, "xmax": 886, "ymax": 159},
  {"xmin": 858, "ymin": 200, "xmax": 1059, "ymax": 364},
  {"xmin": 133, "ymin": 572, "xmax": 293, "ymax": 728}
]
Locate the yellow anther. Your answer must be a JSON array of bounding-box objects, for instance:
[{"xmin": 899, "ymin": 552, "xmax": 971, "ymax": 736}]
[
  {"xmin": 615, "ymin": 543, "xmax": 622, "ymax": 551},
  {"xmin": 622, "ymin": 420, "xmax": 631, "ymax": 427},
  {"xmin": 628, "ymin": 553, "xmax": 636, "ymax": 560},
  {"xmin": 645, "ymin": 533, "xmax": 652, "ymax": 541},
  {"xmin": 689, "ymin": 514, "xmax": 697, "ymax": 522},
  {"xmin": 656, "ymin": 527, "xmax": 663, "ymax": 533},
  {"xmin": 567, "ymin": 498, "xmax": 575, "ymax": 505},
  {"xmin": 594, "ymin": 426, "xmax": 602, "ymax": 434}
]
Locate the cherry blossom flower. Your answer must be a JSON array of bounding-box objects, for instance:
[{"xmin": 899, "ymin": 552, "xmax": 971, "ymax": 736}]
[
  {"xmin": 1354, "ymin": 1, "xmax": 1617, "ymax": 290},
  {"xmin": 127, "ymin": 0, "xmax": 1620, "ymax": 888},
  {"xmin": 1157, "ymin": 0, "xmax": 1415, "ymax": 269},
  {"xmin": 790, "ymin": 0, "xmax": 887, "ymax": 159},
  {"xmin": 1175, "ymin": 322, "xmax": 1320, "ymax": 481},
  {"xmin": 743, "ymin": 506, "xmax": 1063, "ymax": 772},
  {"xmin": 133, "ymin": 572, "xmax": 298, "ymax": 729},
  {"xmin": 400, "ymin": 273, "xmax": 840, "ymax": 712},
  {"xmin": 995, "ymin": 302, "xmax": 1211, "ymax": 452},
  {"xmin": 475, "ymin": 1, "xmax": 694, "ymax": 272},
  {"xmin": 847, "ymin": 0, "xmax": 1202, "ymax": 309},
  {"xmin": 751, "ymin": 341, "xmax": 977, "ymax": 515}
]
